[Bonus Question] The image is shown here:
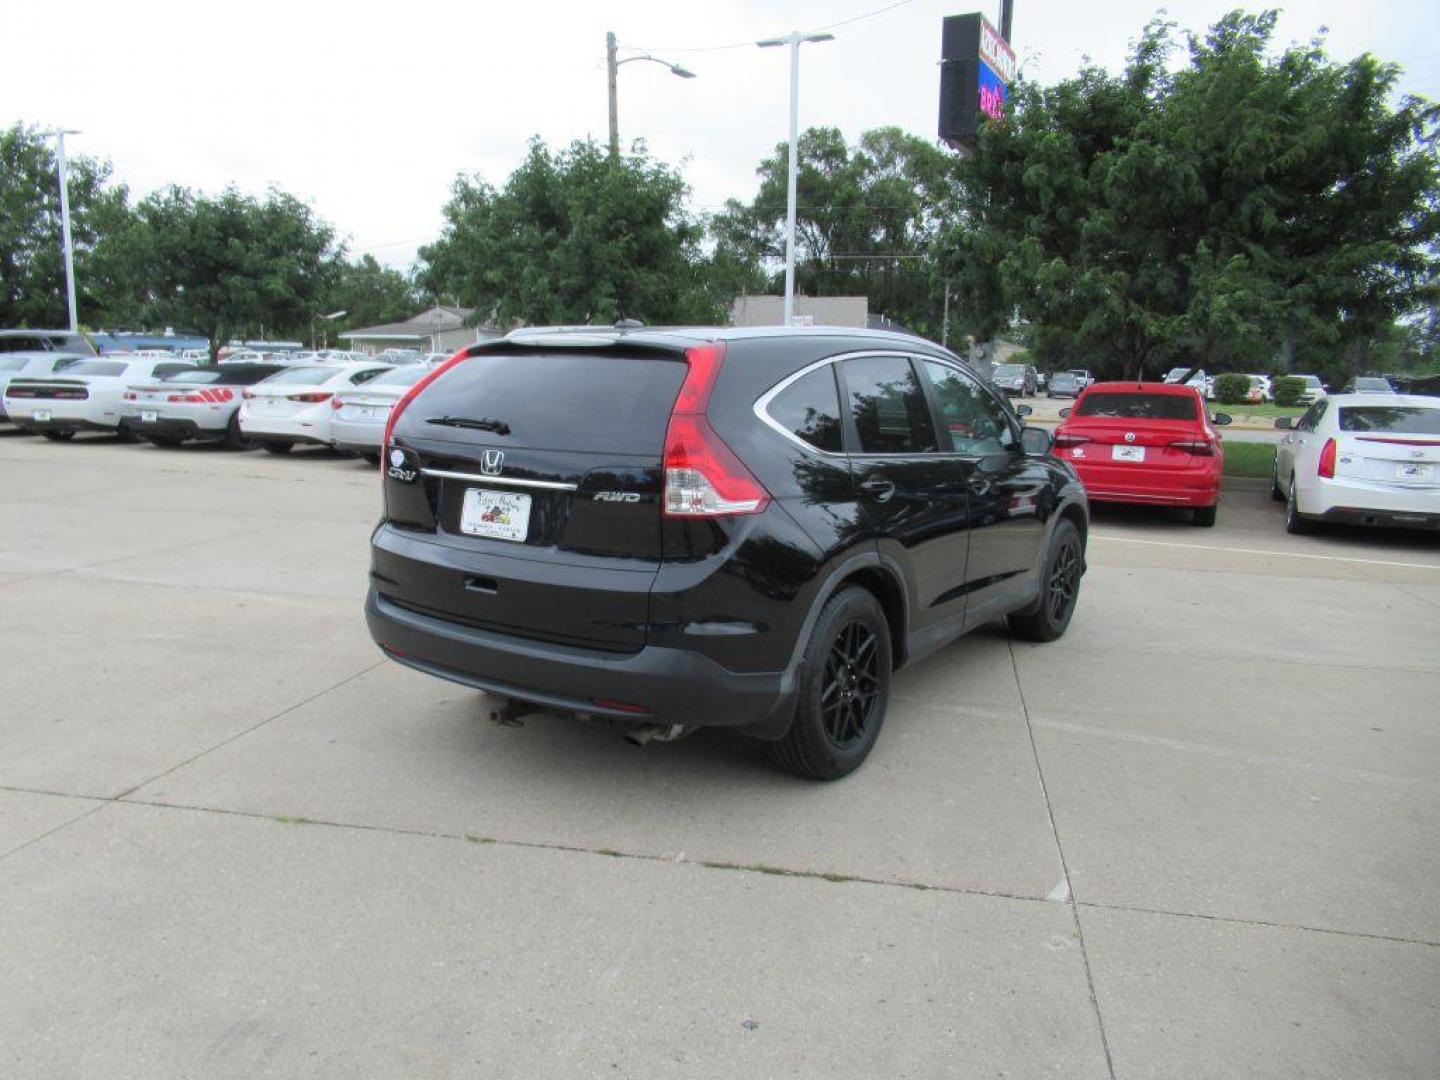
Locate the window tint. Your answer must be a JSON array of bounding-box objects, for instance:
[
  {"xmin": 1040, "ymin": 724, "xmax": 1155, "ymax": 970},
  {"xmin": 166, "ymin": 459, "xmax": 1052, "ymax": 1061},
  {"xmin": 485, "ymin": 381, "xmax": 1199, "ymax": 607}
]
[
  {"xmin": 1075, "ymin": 393, "xmax": 1199, "ymax": 420},
  {"xmin": 919, "ymin": 360, "xmax": 1015, "ymax": 453},
  {"xmin": 767, "ymin": 365, "xmax": 843, "ymax": 453},
  {"xmin": 842, "ymin": 355, "xmax": 937, "ymax": 454},
  {"xmin": 1338, "ymin": 406, "xmax": 1440, "ymax": 434}
]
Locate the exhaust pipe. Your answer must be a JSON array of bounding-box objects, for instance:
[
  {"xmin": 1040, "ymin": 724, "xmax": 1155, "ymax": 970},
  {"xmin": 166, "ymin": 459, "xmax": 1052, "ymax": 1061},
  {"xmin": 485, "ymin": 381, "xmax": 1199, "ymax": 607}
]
[{"xmin": 625, "ymin": 723, "xmax": 687, "ymax": 747}]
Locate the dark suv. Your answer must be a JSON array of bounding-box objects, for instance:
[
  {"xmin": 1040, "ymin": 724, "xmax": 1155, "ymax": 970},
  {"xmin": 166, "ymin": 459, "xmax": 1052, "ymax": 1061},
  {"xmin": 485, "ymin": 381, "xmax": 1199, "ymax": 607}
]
[{"xmin": 366, "ymin": 327, "xmax": 1088, "ymax": 778}]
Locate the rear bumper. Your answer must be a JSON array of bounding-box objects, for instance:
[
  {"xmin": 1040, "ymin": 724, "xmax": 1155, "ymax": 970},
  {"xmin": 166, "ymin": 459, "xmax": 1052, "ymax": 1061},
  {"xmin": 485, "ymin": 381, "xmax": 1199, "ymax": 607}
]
[
  {"xmin": 127, "ymin": 417, "xmax": 211, "ymax": 441},
  {"xmin": 329, "ymin": 417, "xmax": 384, "ymax": 451},
  {"xmin": 8, "ymin": 415, "xmax": 117, "ymax": 435},
  {"xmin": 1302, "ymin": 476, "xmax": 1440, "ymax": 528},
  {"xmin": 366, "ymin": 587, "xmax": 790, "ymax": 731},
  {"xmin": 1067, "ymin": 463, "xmax": 1220, "ymax": 507}
]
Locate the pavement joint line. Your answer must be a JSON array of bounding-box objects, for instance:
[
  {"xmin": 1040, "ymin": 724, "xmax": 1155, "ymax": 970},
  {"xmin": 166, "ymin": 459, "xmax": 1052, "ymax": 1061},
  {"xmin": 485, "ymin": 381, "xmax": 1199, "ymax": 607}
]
[
  {"xmin": 0, "ymin": 800, "xmax": 110, "ymax": 863},
  {"xmin": 6, "ymin": 781, "xmax": 1438, "ymax": 950},
  {"xmin": 1072, "ymin": 900, "xmax": 1440, "ymax": 949},
  {"xmin": 1091, "ymin": 533, "xmax": 1440, "ymax": 572},
  {"xmin": 1031, "ymin": 717, "xmax": 1439, "ymax": 792},
  {"xmin": 1006, "ymin": 631, "xmax": 1118, "ymax": 1080},
  {"xmin": 110, "ymin": 658, "xmax": 390, "ymax": 801}
]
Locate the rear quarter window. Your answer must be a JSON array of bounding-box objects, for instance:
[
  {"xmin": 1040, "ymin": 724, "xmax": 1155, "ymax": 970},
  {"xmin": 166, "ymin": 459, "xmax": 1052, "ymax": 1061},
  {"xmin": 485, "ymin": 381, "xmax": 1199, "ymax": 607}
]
[
  {"xmin": 765, "ymin": 365, "xmax": 843, "ymax": 452},
  {"xmin": 409, "ymin": 350, "xmax": 688, "ymax": 454}
]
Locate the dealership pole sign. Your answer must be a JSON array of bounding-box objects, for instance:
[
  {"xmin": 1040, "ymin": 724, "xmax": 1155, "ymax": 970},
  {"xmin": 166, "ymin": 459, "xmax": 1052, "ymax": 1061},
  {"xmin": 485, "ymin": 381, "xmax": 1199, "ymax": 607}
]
[{"xmin": 938, "ymin": 12, "xmax": 1017, "ymax": 149}]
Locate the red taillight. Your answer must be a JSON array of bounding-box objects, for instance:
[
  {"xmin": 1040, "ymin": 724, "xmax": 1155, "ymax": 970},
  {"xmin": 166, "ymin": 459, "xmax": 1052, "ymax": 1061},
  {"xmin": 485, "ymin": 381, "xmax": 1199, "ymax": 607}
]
[
  {"xmin": 331, "ymin": 397, "xmax": 345, "ymax": 410},
  {"xmin": 1318, "ymin": 437, "xmax": 1337, "ymax": 478},
  {"xmin": 242, "ymin": 389, "xmax": 256, "ymax": 400},
  {"xmin": 287, "ymin": 392, "xmax": 333, "ymax": 403},
  {"xmin": 168, "ymin": 388, "xmax": 234, "ymax": 403},
  {"xmin": 123, "ymin": 391, "xmax": 137, "ymax": 401},
  {"xmin": 662, "ymin": 342, "xmax": 769, "ymax": 517},
  {"xmin": 1052, "ymin": 432, "xmax": 1091, "ymax": 450},
  {"xmin": 1167, "ymin": 438, "xmax": 1215, "ymax": 456},
  {"xmin": 382, "ymin": 347, "xmax": 472, "ymax": 459}
]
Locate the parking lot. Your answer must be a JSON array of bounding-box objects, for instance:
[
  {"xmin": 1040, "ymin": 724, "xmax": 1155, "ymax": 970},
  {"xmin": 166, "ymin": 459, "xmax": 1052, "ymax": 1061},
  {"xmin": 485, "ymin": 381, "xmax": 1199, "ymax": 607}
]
[{"xmin": 2, "ymin": 432, "xmax": 1438, "ymax": 1078}]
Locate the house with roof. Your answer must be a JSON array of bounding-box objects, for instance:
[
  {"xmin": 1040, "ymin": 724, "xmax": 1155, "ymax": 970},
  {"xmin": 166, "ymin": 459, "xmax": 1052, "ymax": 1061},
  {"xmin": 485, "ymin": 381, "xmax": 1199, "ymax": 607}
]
[{"xmin": 340, "ymin": 305, "xmax": 501, "ymax": 355}]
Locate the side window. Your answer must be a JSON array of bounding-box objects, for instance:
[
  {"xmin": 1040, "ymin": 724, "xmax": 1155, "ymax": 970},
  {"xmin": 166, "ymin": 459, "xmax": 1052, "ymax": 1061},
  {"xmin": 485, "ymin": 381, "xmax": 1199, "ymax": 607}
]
[
  {"xmin": 1297, "ymin": 401, "xmax": 1327, "ymax": 432},
  {"xmin": 842, "ymin": 355, "xmax": 938, "ymax": 454},
  {"xmin": 351, "ymin": 367, "xmax": 388, "ymax": 384},
  {"xmin": 766, "ymin": 365, "xmax": 843, "ymax": 453},
  {"xmin": 918, "ymin": 359, "xmax": 1016, "ymax": 454}
]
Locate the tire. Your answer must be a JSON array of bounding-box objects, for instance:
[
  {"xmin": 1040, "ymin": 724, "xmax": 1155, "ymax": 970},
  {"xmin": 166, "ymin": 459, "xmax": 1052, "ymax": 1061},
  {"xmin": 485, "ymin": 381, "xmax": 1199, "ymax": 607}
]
[
  {"xmin": 1192, "ymin": 504, "xmax": 1217, "ymax": 527},
  {"xmin": 1270, "ymin": 468, "xmax": 1285, "ymax": 502},
  {"xmin": 772, "ymin": 587, "xmax": 892, "ymax": 781},
  {"xmin": 1285, "ymin": 478, "xmax": 1315, "ymax": 535},
  {"xmin": 115, "ymin": 423, "xmax": 140, "ymax": 444},
  {"xmin": 223, "ymin": 413, "xmax": 258, "ymax": 451},
  {"xmin": 148, "ymin": 433, "xmax": 185, "ymax": 448},
  {"xmin": 41, "ymin": 430, "xmax": 75, "ymax": 442},
  {"xmin": 360, "ymin": 451, "xmax": 381, "ymax": 466},
  {"xmin": 261, "ymin": 440, "xmax": 293, "ymax": 455},
  {"xmin": 1009, "ymin": 520, "xmax": 1084, "ymax": 643}
]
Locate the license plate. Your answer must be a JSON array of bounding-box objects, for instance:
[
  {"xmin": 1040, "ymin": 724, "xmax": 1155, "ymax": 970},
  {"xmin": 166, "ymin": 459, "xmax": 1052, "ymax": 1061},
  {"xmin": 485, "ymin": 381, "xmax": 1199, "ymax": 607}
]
[
  {"xmin": 352, "ymin": 405, "xmax": 378, "ymax": 419},
  {"xmin": 141, "ymin": 410, "xmax": 158, "ymax": 423},
  {"xmin": 459, "ymin": 488, "xmax": 531, "ymax": 542},
  {"xmin": 1112, "ymin": 445, "xmax": 1146, "ymax": 462},
  {"xmin": 1396, "ymin": 463, "xmax": 1433, "ymax": 481},
  {"xmin": 32, "ymin": 409, "xmax": 52, "ymax": 422}
]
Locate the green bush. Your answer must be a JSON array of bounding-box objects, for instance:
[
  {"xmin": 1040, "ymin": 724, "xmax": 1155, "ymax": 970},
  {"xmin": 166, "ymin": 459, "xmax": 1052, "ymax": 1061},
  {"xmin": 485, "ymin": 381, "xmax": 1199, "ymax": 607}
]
[
  {"xmin": 1273, "ymin": 376, "xmax": 1306, "ymax": 407},
  {"xmin": 1214, "ymin": 373, "xmax": 1252, "ymax": 404}
]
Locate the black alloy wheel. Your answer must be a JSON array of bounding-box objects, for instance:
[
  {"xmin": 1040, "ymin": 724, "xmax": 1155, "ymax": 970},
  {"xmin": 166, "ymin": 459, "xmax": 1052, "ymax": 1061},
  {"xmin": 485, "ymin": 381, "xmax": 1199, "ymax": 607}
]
[
  {"xmin": 773, "ymin": 587, "xmax": 892, "ymax": 780},
  {"xmin": 820, "ymin": 621, "xmax": 882, "ymax": 749},
  {"xmin": 1009, "ymin": 520, "xmax": 1083, "ymax": 642}
]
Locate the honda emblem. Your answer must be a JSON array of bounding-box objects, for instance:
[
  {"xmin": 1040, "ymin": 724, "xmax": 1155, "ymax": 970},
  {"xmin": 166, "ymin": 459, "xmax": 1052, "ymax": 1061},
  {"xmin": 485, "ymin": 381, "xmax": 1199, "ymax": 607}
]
[{"xmin": 481, "ymin": 449, "xmax": 505, "ymax": 475}]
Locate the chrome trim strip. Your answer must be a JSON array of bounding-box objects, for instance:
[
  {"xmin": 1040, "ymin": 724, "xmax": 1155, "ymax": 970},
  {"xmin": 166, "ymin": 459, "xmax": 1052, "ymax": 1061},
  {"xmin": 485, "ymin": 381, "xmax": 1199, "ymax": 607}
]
[{"xmin": 420, "ymin": 468, "xmax": 578, "ymax": 491}]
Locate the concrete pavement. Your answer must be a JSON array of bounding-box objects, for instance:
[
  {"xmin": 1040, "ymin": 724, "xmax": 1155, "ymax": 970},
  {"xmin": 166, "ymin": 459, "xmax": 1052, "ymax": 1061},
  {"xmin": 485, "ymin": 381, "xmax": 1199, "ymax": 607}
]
[{"xmin": 1, "ymin": 430, "xmax": 1437, "ymax": 1078}]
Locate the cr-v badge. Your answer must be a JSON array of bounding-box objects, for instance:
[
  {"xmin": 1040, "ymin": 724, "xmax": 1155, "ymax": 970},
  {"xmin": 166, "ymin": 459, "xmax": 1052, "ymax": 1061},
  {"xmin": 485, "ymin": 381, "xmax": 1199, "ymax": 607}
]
[{"xmin": 387, "ymin": 448, "xmax": 417, "ymax": 482}]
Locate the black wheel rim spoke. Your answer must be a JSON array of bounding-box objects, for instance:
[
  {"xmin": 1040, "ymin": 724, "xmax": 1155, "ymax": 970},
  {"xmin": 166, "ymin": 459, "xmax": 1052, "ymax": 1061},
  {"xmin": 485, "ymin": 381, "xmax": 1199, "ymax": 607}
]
[
  {"xmin": 1046, "ymin": 540, "xmax": 1080, "ymax": 622},
  {"xmin": 821, "ymin": 619, "xmax": 880, "ymax": 748}
]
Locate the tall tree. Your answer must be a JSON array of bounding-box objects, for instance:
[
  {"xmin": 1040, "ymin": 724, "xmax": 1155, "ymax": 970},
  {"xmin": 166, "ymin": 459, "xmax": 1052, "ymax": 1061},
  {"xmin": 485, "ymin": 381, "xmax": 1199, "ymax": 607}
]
[
  {"xmin": 325, "ymin": 254, "xmax": 422, "ymax": 330},
  {"xmin": 122, "ymin": 186, "xmax": 339, "ymax": 357},
  {"xmin": 939, "ymin": 11, "xmax": 1440, "ymax": 379},
  {"xmin": 713, "ymin": 126, "xmax": 953, "ymax": 334},
  {"xmin": 0, "ymin": 123, "xmax": 136, "ymax": 329},
  {"xmin": 419, "ymin": 138, "xmax": 716, "ymax": 326}
]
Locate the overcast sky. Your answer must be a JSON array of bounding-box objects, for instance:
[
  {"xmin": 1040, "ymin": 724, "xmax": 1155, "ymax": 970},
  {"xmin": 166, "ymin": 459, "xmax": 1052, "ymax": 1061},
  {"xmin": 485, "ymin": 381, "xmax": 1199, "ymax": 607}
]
[{"xmin": 5, "ymin": 0, "xmax": 1436, "ymax": 270}]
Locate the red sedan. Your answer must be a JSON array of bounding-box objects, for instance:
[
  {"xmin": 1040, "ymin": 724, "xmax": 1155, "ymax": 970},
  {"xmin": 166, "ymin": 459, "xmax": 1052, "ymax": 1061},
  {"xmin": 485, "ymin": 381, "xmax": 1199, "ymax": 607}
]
[{"xmin": 1051, "ymin": 381, "xmax": 1231, "ymax": 526}]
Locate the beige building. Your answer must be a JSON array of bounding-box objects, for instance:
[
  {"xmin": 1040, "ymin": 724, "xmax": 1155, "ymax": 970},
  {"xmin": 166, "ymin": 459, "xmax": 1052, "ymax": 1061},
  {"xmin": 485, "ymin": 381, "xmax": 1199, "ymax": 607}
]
[
  {"xmin": 729, "ymin": 295, "xmax": 870, "ymax": 329},
  {"xmin": 340, "ymin": 305, "xmax": 501, "ymax": 355}
]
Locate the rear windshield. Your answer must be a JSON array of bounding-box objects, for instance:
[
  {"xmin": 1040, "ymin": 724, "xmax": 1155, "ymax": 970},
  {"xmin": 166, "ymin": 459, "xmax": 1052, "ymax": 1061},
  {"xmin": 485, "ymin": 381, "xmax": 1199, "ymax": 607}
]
[
  {"xmin": 1050, "ymin": 373, "xmax": 1076, "ymax": 385},
  {"xmin": 258, "ymin": 366, "xmax": 340, "ymax": 385},
  {"xmin": 994, "ymin": 364, "xmax": 1025, "ymax": 376},
  {"xmin": 0, "ymin": 357, "xmax": 29, "ymax": 372},
  {"xmin": 1351, "ymin": 378, "xmax": 1392, "ymax": 391},
  {"xmin": 164, "ymin": 369, "xmax": 227, "ymax": 384},
  {"xmin": 1076, "ymin": 392, "xmax": 1199, "ymax": 420},
  {"xmin": 1338, "ymin": 406, "xmax": 1440, "ymax": 434},
  {"xmin": 368, "ymin": 366, "xmax": 429, "ymax": 388},
  {"xmin": 57, "ymin": 360, "xmax": 128, "ymax": 377},
  {"xmin": 412, "ymin": 350, "xmax": 688, "ymax": 454}
]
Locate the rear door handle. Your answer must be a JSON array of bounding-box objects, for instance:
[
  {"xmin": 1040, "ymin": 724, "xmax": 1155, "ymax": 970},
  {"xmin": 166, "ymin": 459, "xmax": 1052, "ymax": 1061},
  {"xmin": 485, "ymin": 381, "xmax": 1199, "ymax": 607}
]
[{"xmin": 859, "ymin": 475, "xmax": 896, "ymax": 502}]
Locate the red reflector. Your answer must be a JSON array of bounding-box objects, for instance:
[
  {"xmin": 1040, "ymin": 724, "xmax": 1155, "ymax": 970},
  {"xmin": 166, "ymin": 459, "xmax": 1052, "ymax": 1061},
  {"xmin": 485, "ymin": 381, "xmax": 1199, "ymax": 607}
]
[
  {"xmin": 592, "ymin": 697, "xmax": 650, "ymax": 715},
  {"xmin": 1318, "ymin": 437, "xmax": 1337, "ymax": 478}
]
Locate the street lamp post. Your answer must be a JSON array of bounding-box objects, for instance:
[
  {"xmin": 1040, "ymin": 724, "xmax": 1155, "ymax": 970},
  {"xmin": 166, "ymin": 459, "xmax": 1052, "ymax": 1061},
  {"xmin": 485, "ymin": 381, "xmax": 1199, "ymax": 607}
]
[
  {"xmin": 757, "ymin": 32, "xmax": 833, "ymax": 326},
  {"xmin": 606, "ymin": 31, "xmax": 696, "ymax": 158},
  {"xmin": 41, "ymin": 128, "xmax": 82, "ymax": 333}
]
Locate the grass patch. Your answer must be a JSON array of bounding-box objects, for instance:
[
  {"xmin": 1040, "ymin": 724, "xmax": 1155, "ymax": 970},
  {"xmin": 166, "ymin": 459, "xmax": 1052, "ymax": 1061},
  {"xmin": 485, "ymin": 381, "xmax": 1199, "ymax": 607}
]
[
  {"xmin": 1222, "ymin": 441, "xmax": 1277, "ymax": 478},
  {"xmin": 274, "ymin": 815, "xmax": 314, "ymax": 826},
  {"xmin": 1216, "ymin": 402, "xmax": 1305, "ymax": 419}
]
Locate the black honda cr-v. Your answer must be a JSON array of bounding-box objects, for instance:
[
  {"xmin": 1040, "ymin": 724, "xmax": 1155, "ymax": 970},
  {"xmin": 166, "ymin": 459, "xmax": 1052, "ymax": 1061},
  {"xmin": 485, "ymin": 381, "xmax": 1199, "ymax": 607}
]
[{"xmin": 366, "ymin": 326, "xmax": 1087, "ymax": 778}]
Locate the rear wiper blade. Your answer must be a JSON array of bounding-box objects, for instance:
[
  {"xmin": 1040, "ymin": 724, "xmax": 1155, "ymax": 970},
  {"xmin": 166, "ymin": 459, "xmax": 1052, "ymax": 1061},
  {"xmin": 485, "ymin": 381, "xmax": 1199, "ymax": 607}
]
[{"xmin": 425, "ymin": 416, "xmax": 512, "ymax": 436}]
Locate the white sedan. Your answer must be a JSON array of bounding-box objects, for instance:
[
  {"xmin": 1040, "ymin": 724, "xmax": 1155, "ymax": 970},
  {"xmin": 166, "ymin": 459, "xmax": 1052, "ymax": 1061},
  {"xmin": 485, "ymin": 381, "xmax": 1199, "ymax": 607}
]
[
  {"xmin": 0, "ymin": 352, "xmax": 89, "ymax": 421},
  {"xmin": 329, "ymin": 365, "xmax": 431, "ymax": 462},
  {"xmin": 4, "ymin": 356, "xmax": 196, "ymax": 440},
  {"xmin": 1273, "ymin": 393, "xmax": 1440, "ymax": 533},
  {"xmin": 238, "ymin": 364, "xmax": 392, "ymax": 453}
]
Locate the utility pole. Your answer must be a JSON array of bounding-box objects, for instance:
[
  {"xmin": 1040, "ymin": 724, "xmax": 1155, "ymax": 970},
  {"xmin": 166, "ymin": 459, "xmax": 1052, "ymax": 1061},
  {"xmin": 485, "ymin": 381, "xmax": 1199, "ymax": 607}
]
[
  {"xmin": 757, "ymin": 31, "xmax": 834, "ymax": 326},
  {"xmin": 607, "ymin": 31, "xmax": 620, "ymax": 158},
  {"xmin": 43, "ymin": 128, "xmax": 82, "ymax": 332},
  {"xmin": 942, "ymin": 281, "xmax": 951, "ymax": 348}
]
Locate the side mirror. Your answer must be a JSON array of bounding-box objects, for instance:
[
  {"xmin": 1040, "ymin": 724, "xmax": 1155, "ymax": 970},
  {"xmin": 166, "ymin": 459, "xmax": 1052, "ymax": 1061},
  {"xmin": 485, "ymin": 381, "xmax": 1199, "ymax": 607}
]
[
  {"xmin": 1058, "ymin": 407, "xmax": 1073, "ymax": 418},
  {"xmin": 1211, "ymin": 412, "xmax": 1232, "ymax": 426},
  {"xmin": 1015, "ymin": 403, "xmax": 1033, "ymax": 417},
  {"xmin": 1273, "ymin": 417, "xmax": 1293, "ymax": 430},
  {"xmin": 1020, "ymin": 426, "xmax": 1052, "ymax": 456}
]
